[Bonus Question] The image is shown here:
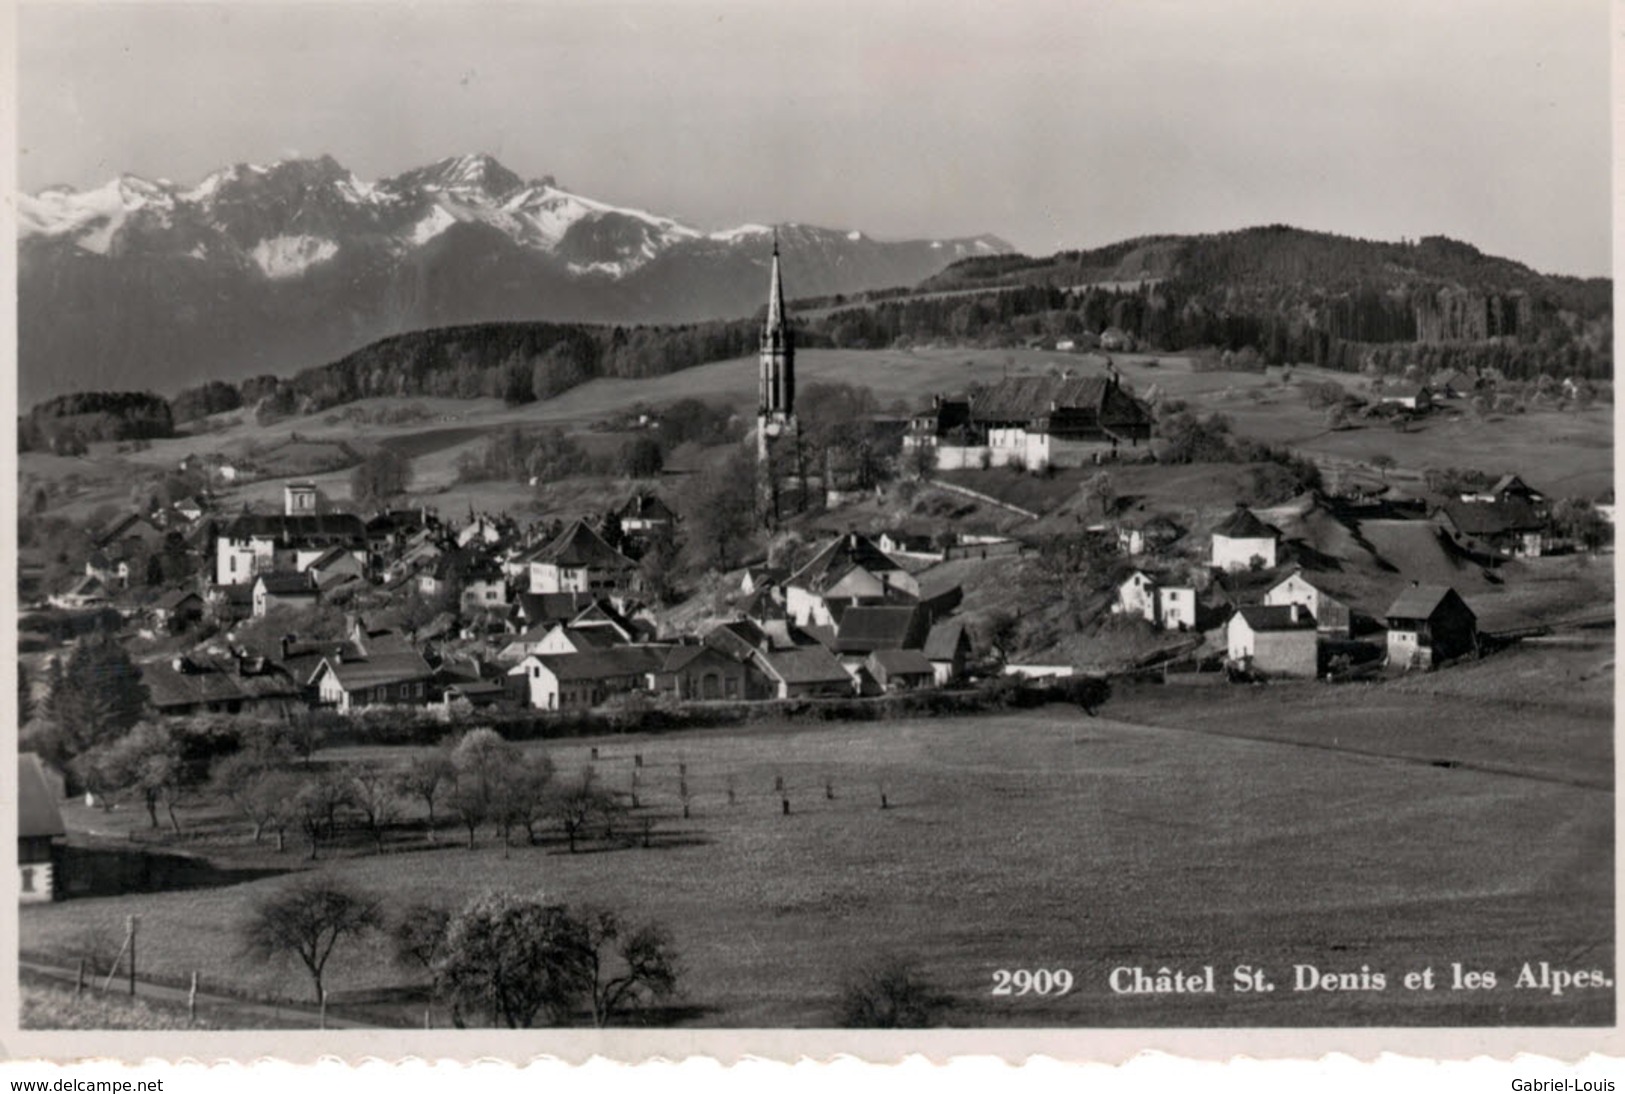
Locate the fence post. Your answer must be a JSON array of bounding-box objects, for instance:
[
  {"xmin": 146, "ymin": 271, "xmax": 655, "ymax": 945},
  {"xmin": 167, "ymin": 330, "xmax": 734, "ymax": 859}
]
[
  {"xmin": 76, "ymin": 958, "xmax": 85, "ymax": 998},
  {"xmin": 320, "ymin": 987, "xmax": 327, "ymax": 1030},
  {"xmin": 126, "ymin": 915, "xmax": 138, "ymax": 997},
  {"xmin": 188, "ymin": 972, "xmax": 198, "ymax": 1024}
]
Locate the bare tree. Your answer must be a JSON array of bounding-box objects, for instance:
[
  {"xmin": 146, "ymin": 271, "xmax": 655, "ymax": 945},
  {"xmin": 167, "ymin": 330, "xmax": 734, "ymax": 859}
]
[
  {"xmin": 835, "ymin": 956, "xmax": 953, "ymax": 1028},
  {"xmin": 294, "ymin": 769, "xmax": 354, "ymax": 860},
  {"xmin": 349, "ymin": 764, "xmax": 402, "ymax": 855},
  {"xmin": 396, "ymin": 751, "xmax": 455, "ymax": 842},
  {"xmin": 241, "ymin": 876, "xmax": 382, "ymax": 1004},
  {"xmin": 578, "ymin": 908, "xmax": 681, "ymax": 1028}
]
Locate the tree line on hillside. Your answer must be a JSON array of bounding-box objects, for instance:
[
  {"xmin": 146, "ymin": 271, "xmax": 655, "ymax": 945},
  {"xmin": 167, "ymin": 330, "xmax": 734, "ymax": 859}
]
[
  {"xmin": 19, "ymin": 392, "xmax": 174, "ymax": 453},
  {"xmin": 25, "ymin": 227, "xmax": 1611, "ymax": 436}
]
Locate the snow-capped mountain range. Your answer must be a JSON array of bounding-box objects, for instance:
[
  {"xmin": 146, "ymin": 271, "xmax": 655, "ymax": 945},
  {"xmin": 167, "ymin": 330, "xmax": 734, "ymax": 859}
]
[{"xmin": 19, "ymin": 153, "xmax": 1010, "ymax": 401}]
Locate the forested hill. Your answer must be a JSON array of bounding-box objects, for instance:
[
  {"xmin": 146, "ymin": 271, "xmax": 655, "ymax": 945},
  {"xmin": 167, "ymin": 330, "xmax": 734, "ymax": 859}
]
[
  {"xmin": 908, "ymin": 225, "xmax": 1611, "ymax": 377},
  {"xmin": 22, "ymin": 226, "xmax": 1611, "ymax": 440}
]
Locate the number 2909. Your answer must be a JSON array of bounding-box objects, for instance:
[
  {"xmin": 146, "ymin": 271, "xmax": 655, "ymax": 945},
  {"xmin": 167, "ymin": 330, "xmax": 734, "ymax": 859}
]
[{"xmin": 991, "ymin": 969, "xmax": 1074, "ymax": 996}]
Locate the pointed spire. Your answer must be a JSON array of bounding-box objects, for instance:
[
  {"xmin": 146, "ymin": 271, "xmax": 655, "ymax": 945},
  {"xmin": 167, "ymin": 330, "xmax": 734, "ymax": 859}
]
[{"xmin": 766, "ymin": 231, "xmax": 786, "ymax": 331}]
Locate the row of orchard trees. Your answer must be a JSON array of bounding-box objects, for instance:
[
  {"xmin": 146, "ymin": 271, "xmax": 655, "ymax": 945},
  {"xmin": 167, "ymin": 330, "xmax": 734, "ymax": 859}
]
[
  {"xmin": 208, "ymin": 727, "xmax": 629, "ymax": 859},
  {"xmin": 243, "ymin": 876, "xmax": 680, "ymax": 1028}
]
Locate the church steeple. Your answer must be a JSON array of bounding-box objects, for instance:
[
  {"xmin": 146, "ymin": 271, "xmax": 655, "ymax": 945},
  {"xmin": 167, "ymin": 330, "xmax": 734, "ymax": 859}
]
[{"xmin": 759, "ymin": 232, "xmax": 794, "ymax": 418}]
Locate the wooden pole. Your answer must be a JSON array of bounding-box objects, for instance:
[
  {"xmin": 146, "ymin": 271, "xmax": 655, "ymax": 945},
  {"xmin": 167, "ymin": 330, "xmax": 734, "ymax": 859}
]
[
  {"xmin": 126, "ymin": 916, "xmax": 137, "ymax": 997},
  {"xmin": 188, "ymin": 972, "xmax": 198, "ymax": 1024},
  {"xmin": 320, "ymin": 988, "xmax": 327, "ymax": 1030},
  {"xmin": 425, "ymin": 1006, "xmax": 432, "ymax": 1030},
  {"xmin": 76, "ymin": 958, "xmax": 85, "ymax": 998}
]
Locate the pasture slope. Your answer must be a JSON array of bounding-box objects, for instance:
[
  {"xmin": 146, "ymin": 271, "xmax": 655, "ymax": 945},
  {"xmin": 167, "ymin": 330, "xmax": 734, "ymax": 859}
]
[{"xmin": 21, "ymin": 666, "xmax": 1612, "ymax": 1028}]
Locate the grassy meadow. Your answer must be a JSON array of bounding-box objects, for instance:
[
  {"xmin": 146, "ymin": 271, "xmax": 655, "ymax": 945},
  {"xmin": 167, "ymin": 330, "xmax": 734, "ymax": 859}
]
[{"xmin": 21, "ymin": 661, "xmax": 1613, "ymax": 1028}]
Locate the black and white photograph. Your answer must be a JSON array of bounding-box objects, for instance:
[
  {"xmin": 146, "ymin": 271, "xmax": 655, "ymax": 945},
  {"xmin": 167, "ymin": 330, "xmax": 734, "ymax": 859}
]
[{"xmin": 4, "ymin": 0, "xmax": 1616, "ymax": 1061}]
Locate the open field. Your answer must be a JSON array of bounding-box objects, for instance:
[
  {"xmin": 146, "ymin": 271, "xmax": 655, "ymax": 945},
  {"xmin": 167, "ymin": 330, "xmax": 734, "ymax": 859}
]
[
  {"xmin": 21, "ymin": 346, "xmax": 1612, "ymax": 527},
  {"xmin": 21, "ymin": 665, "xmax": 1612, "ymax": 1028}
]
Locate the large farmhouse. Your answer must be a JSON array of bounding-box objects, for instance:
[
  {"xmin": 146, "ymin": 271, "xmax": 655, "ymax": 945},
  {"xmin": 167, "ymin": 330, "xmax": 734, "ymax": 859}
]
[
  {"xmin": 523, "ymin": 520, "xmax": 636, "ymax": 596},
  {"xmin": 906, "ymin": 370, "xmax": 1154, "ymax": 471},
  {"xmin": 1385, "ymin": 584, "xmax": 1478, "ymax": 668},
  {"xmin": 1226, "ymin": 604, "xmax": 1317, "ymax": 678},
  {"xmin": 784, "ymin": 532, "xmax": 918, "ymax": 627},
  {"xmin": 215, "ymin": 512, "xmax": 368, "ymax": 586}
]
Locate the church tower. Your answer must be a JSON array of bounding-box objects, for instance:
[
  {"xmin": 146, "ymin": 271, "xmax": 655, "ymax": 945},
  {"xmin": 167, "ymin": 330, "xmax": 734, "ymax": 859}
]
[{"xmin": 756, "ymin": 235, "xmax": 799, "ymax": 521}]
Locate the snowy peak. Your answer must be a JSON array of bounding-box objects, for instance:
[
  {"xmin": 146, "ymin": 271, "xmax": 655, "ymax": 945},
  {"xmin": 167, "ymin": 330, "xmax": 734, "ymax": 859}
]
[
  {"xmin": 20, "ymin": 152, "xmax": 1012, "ymax": 284},
  {"xmin": 383, "ymin": 153, "xmax": 526, "ymax": 201}
]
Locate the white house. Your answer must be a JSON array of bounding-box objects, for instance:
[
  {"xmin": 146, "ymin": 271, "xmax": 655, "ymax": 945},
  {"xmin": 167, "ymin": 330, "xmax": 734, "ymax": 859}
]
[
  {"xmin": 783, "ymin": 533, "xmax": 918, "ymax": 627},
  {"xmin": 1263, "ymin": 571, "xmax": 1350, "ymax": 638},
  {"xmin": 524, "ymin": 520, "xmax": 636, "ymax": 596},
  {"xmin": 1226, "ymin": 604, "xmax": 1317, "ymax": 677},
  {"xmin": 1155, "ymin": 586, "xmax": 1198, "ymax": 632},
  {"xmin": 509, "ymin": 648, "xmax": 665, "ymax": 712},
  {"xmin": 1115, "ymin": 571, "xmax": 1158, "ymax": 620},
  {"xmin": 1211, "ymin": 507, "xmax": 1280, "ymax": 571}
]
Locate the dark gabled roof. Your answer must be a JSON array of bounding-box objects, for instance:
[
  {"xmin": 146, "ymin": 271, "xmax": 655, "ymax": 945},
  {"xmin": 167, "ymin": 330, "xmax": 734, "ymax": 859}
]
[
  {"xmin": 1489, "ymin": 474, "xmax": 1540, "ymax": 498},
  {"xmin": 971, "ymin": 375, "xmax": 1112, "ymax": 421},
  {"xmin": 758, "ymin": 646, "xmax": 852, "ymax": 685},
  {"xmin": 867, "ymin": 648, "xmax": 935, "ymax": 676},
  {"xmin": 1381, "ymin": 384, "xmax": 1430, "ymax": 400},
  {"xmin": 787, "ymin": 533, "xmax": 904, "ymax": 593},
  {"xmin": 705, "ymin": 619, "xmax": 769, "ymax": 661},
  {"xmin": 923, "ymin": 620, "xmax": 969, "ymax": 661},
  {"xmin": 96, "ymin": 512, "xmax": 163, "ymax": 547},
  {"xmin": 1385, "ymin": 584, "xmax": 1475, "ymax": 623},
  {"xmin": 514, "ymin": 591, "xmax": 597, "ymax": 624},
  {"xmin": 659, "ymin": 644, "xmax": 734, "ymax": 673},
  {"xmin": 222, "ymin": 513, "xmax": 368, "ymax": 542},
  {"xmin": 255, "ymin": 571, "xmax": 318, "ymax": 596},
  {"xmin": 527, "ymin": 646, "xmax": 669, "ymax": 681},
  {"xmin": 1234, "ymin": 605, "xmax": 1315, "ymax": 632},
  {"xmin": 1439, "ymin": 498, "xmax": 1547, "ymax": 537},
  {"xmin": 19, "ymin": 753, "xmax": 65, "ymax": 840},
  {"xmin": 835, "ymin": 605, "xmax": 927, "ymax": 654},
  {"xmin": 1212, "ymin": 507, "xmax": 1279, "ymax": 540},
  {"xmin": 154, "ymin": 588, "xmax": 204, "ymax": 611},
  {"xmin": 212, "ymin": 581, "xmax": 255, "ymax": 606},
  {"xmin": 306, "ymin": 545, "xmax": 354, "ymax": 571},
  {"xmin": 317, "ymin": 650, "xmax": 435, "ymax": 692},
  {"xmin": 619, "ymin": 493, "xmax": 677, "ymax": 522},
  {"xmin": 553, "ymin": 626, "xmax": 624, "ymax": 651},
  {"xmin": 526, "ymin": 520, "xmax": 634, "ymax": 570}
]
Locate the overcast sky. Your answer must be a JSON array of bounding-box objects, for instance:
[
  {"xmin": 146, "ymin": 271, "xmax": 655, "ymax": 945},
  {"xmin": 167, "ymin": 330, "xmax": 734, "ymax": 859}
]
[{"xmin": 16, "ymin": 0, "xmax": 1613, "ymax": 276}]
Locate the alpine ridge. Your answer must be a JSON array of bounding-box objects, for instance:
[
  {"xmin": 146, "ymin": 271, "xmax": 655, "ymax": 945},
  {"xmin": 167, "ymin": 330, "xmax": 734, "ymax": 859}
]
[{"xmin": 18, "ymin": 153, "xmax": 1011, "ymax": 402}]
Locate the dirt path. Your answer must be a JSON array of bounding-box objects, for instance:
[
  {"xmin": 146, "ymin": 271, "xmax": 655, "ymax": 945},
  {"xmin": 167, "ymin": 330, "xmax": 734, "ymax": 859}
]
[{"xmin": 19, "ymin": 958, "xmax": 384, "ymax": 1030}]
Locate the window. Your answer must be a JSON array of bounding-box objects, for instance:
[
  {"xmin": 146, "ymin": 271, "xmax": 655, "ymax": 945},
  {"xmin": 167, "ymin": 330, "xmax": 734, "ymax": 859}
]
[{"xmin": 21, "ymin": 866, "xmax": 35, "ymax": 892}]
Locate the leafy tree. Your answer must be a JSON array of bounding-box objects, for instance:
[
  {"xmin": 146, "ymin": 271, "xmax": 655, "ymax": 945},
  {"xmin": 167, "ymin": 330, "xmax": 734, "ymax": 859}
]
[
  {"xmin": 679, "ymin": 445, "xmax": 759, "ymax": 573},
  {"xmin": 621, "ymin": 436, "xmax": 665, "ymax": 479},
  {"xmin": 447, "ymin": 727, "xmax": 521, "ymax": 849},
  {"xmin": 396, "ymin": 751, "xmax": 456, "ymax": 841},
  {"xmin": 552, "ymin": 767, "xmax": 619, "ymax": 854},
  {"xmin": 1369, "ymin": 453, "xmax": 1397, "ymax": 481},
  {"xmin": 241, "ymin": 876, "xmax": 382, "ymax": 1004},
  {"xmin": 433, "ymin": 891, "xmax": 594, "ymax": 1029},
  {"xmin": 76, "ymin": 721, "xmax": 184, "ymax": 830},
  {"xmin": 293, "ymin": 769, "xmax": 354, "ymax": 860},
  {"xmin": 490, "ymin": 754, "xmax": 557, "ymax": 851},
  {"xmin": 350, "ymin": 448, "xmax": 412, "ymax": 509},
  {"xmin": 47, "ymin": 631, "xmax": 150, "ymax": 758},
  {"xmin": 835, "ymin": 956, "xmax": 953, "ymax": 1028},
  {"xmin": 392, "ymin": 903, "xmax": 452, "ymax": 973}
]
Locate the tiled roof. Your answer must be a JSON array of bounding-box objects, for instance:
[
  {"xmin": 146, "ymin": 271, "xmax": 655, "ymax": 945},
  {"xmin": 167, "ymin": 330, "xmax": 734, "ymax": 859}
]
[
  {"xmin": 1385, "ymin": 584, "xmax": 1474, "ymax": 623},
  {"xmin": 256, "ymin": 572, "xmax": 317, "ymax": 596},
  {"xmin": 759, "ymin": 646, "xmax": 852, "ymax": 685},
  {"xmin": 835, "ymin": 605, "xmax": 926, "ymax": 654},
  {"xmin": 526, "ymin": 520, "xmax": 634, "ymax": 570},
  {"xmin": 923, "ymin": 620, "xmax": 968, "ymax": 661},
  {"xmin": 1213, "ymin": 508, "xmax": 1279, "ymax": 540},
  {"xmin": 1440, "ymin": 498, "xmax": 1547, "ymax": 536},
  {"xmin": 1235, "ymin": 605, "xmax": 1314, "ymax": 632},
  {"xmin": 787, "ymin": 533, "xmax": 904, "ymax": 593},
  {"xmin": 320, "ymin": 651, "xmax": 435, "ymax": 692},
  {"xmin": 143, "ymin": 656, "xmax": 303, "ymax": 710},
  {"xmin": 526, "ymin": 646, "xmax": 669, "ymax": 681},
  {"xmin": 223, "ymin": 513, "xmax": 368, "ymax": 542},
  {"xmin": 868, "ymin": 648, "xmax": 935, "ymax": 676}
]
